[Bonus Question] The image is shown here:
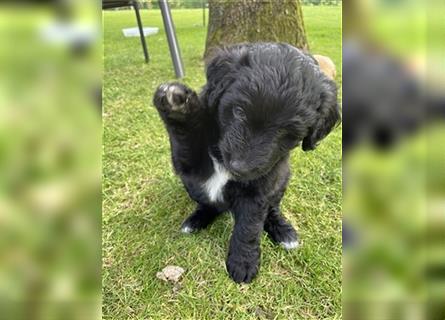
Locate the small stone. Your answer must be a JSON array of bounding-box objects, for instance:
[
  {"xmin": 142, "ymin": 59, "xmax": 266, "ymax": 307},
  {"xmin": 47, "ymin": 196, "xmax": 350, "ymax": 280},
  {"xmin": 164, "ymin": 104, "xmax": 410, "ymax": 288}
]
[{"xmin": 156, "ymin": 265, "xmax": 185, "ymax": 283}]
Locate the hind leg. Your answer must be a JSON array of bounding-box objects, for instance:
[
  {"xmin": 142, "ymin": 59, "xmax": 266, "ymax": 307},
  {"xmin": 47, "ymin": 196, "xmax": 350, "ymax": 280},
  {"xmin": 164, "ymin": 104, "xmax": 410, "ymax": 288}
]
[
  {"xmin": 264, "ymin": 206, "xmax": 299, "ymax": 249},
  {"xmin": 264, "ymin": 184, "xmax": 298, "ymax": 250},
  {"xmin": 264, "ymin": 189, "xmax": 299, "ymax": 250},
  {"xmin": 181, "ymin": 203, "xmax": 222, "ymax": 233}
]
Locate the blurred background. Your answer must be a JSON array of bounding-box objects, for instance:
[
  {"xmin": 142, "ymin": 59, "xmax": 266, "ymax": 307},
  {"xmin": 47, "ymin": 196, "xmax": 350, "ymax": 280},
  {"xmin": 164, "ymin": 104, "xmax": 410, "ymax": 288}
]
[
  {"xmin": 342, "ymin": 0, "xmax": 445, "ymax": 319},
  {"xmin": 0, "ymin": 0, "xmax": 101, "ymax": 319}
]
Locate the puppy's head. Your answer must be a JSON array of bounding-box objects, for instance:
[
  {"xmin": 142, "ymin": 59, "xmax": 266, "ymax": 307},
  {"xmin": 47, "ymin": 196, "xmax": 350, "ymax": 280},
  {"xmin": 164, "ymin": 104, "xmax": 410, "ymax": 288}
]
[{"xmin": 204, "ymin": 44, "xmax": 340, "ymax": 181}]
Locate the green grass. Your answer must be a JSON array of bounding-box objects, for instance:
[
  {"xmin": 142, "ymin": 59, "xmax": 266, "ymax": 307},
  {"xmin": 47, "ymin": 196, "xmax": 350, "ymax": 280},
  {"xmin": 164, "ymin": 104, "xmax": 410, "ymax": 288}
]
[{"xmin": 103, "ymin": 7, "xmax": 341, "ymax": 319}]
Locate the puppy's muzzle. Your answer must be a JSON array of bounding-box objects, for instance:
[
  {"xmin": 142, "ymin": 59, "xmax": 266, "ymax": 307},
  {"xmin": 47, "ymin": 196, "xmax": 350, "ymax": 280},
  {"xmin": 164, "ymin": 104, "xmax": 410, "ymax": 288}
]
[{"xmin": 229, "ymin": 160, "xmax": 250, "ymax": 177}]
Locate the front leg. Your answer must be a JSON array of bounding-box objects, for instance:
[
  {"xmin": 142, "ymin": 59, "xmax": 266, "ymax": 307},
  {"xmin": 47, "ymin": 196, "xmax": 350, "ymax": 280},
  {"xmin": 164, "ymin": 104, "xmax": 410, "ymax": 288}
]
[
  {"xmin": 264, "ymin": 206, "xmax": 299, "ymax": 250},
  {"xmin": 226, "ymin": 198, "xmax": 268, "ymax": 283},
  {"xmin": 153, "ymin": 83, "xmax": 217, "ymax": 173}
]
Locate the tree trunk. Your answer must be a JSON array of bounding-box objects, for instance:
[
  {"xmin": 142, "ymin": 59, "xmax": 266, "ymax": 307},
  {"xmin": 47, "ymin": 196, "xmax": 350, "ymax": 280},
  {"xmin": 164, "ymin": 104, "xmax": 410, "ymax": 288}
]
[{"xmin": 204, "ymin": 0, "xmax": 309, "ymax": 58}]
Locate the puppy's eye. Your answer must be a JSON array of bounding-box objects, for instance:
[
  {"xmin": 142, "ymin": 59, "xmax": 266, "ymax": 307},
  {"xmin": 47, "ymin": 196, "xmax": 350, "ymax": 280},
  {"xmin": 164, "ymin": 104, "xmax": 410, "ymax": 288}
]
[
  {"xmin": 282, "ymin": 136, "xmax": 299, "ymax": 149},
  {"xmin": 279, "ymin": 130, "xmax": 299, "ymax": 149},
  {"xmin": 233, "ymin": 106, "xmax": 246, "ymax": 121}
]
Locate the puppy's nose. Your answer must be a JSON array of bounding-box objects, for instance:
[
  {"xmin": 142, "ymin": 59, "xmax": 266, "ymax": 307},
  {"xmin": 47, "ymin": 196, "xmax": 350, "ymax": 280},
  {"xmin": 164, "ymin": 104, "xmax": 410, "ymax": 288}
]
[{"xmin": 230, "ymin": 160, "xmax": 249, "ymax": 176}]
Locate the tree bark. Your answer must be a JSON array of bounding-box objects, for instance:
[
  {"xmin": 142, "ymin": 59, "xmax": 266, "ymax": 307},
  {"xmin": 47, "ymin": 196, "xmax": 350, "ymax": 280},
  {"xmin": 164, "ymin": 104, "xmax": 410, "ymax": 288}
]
[{"xmin": 204, "ymin": 0, "xmax": 309, "ymax": 58}]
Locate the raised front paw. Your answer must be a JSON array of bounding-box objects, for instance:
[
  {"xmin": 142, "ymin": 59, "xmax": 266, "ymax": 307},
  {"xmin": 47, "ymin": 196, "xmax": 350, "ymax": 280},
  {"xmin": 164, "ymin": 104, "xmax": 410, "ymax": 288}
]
[
  {"xmin": 153, "ymin": 83, "xmax": 200, "ymax": 117},
  {"xmin": 226, "ymin": 250, "xmax": 260, "ymax": 284}
]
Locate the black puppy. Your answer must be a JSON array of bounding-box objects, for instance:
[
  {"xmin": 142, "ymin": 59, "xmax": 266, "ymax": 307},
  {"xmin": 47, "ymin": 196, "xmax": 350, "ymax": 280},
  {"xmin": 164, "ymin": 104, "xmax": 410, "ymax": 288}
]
[{"xmin": 153, "ymin": 43, "xmax": 340, "ymax": 283}]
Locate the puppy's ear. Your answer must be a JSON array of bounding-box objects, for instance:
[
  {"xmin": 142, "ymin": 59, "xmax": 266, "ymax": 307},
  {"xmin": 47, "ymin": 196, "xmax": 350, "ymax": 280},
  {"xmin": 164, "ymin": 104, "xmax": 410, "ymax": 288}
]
[
  {"xmin": 302, "ymin": 81, "xmax": 341, "ymax": 151},
  {"xmin": 202, "ymin": 46, "xmax": 248, "ymax": 109}
]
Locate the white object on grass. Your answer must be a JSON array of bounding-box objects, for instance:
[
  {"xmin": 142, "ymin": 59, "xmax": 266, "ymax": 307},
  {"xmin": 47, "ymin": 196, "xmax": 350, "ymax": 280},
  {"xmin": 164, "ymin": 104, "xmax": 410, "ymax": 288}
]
[
  {"xmin": 122, "ymin": 27, "xmax": 159, "ymax": 37},
  {"xmin": 40, "ymin": 22, "xmax": 98, "ymax": 45},
  {"xmin": 156, "ymin": 266, "xmax": 185, "ymax": 283}
]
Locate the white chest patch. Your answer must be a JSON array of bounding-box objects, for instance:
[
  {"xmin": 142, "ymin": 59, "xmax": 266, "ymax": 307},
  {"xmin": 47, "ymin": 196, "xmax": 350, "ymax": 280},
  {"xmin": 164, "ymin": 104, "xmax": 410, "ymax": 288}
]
[{"xmin": 203, "ymin": 156, "xmax": 231, "ymax": 203}]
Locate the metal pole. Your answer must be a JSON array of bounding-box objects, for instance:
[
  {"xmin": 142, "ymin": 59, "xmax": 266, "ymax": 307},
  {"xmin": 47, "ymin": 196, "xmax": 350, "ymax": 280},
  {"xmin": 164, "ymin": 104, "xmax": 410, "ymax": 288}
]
[
  {"xmin": 133, "ymin": 1, "xmax": 149, "ymax": 63},
  {"xmin": 158, "ymin": 0, "xmax": 185, "ymax": 78}
]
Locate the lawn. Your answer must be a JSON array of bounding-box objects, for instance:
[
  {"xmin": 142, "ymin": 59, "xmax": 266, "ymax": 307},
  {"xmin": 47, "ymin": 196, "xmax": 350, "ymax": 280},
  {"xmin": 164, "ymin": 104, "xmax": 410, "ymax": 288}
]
[{"xmin": 103, "ymin": 6, "xmax": 342, "ymax": 319}]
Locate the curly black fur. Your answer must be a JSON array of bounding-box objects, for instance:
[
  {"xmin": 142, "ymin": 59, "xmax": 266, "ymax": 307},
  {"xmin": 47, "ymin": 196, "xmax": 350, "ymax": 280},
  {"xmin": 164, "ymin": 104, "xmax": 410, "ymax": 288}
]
[{"xmin": 152, "ymin": 43, "xmax": 340, "ymax": 283}]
